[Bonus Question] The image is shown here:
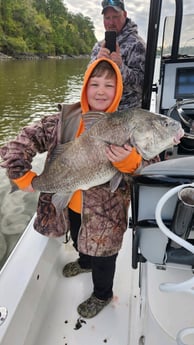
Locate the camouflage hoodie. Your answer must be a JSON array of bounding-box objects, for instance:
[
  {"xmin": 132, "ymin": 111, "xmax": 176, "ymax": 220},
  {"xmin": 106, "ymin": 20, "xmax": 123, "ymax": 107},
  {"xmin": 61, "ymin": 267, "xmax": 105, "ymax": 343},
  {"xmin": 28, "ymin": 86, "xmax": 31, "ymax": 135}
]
[{"xmin": 90, "ymin": 18, "xmax": 146, "ymax": 110}]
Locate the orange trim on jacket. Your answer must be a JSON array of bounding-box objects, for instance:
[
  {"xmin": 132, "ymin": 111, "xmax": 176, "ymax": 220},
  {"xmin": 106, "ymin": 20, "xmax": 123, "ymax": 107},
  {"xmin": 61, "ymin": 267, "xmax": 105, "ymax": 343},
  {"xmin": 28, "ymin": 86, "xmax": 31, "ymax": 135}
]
[
  {"xmin": 12, "ymin": 171, "xmax": 37, "ymax": 190},
  {"xmin": 113, "ymin": 148, "xmax": 142, "ymax": 173}
]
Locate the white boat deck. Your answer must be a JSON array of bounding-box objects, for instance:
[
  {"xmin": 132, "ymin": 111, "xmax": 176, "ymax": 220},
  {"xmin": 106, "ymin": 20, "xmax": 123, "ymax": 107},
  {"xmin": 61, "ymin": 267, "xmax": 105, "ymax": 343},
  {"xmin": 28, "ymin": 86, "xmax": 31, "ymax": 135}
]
[
  {"xmin": 0, "ymin": 217, "xmax": 135, "ymax": 345},
  {"xmin": 1, "ymin": 210, "xmax": 194, "ymax": 345},
  {"xmin": 31, "ymin": 230, "xmax": 133, "ymax": 345}
]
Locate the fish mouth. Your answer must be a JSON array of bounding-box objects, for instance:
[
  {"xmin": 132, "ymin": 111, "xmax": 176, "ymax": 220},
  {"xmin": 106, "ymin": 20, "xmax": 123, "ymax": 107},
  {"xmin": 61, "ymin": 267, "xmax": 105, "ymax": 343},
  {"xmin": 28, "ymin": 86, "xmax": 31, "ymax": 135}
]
[{"xmin": 173, "ymin": 128, "xmax": 184, "ymax": 144}]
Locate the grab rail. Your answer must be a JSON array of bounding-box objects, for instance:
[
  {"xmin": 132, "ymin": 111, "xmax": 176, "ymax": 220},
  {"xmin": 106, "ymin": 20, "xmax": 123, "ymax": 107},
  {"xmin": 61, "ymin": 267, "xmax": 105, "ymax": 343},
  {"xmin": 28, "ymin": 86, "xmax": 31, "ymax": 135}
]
[
  {"xmin": 155, "ymin": 183, "xmax": 194, "ymax": 254},
  {"xmin": 155, "ymin": 183, "xmax": 194, "ymax": 292}
]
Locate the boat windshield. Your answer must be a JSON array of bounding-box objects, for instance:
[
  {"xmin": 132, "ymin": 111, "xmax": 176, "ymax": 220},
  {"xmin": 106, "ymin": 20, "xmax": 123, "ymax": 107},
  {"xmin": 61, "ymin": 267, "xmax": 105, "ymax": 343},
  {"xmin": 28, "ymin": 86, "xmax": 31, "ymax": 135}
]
[{"xmin": 162, "ymin": 14, "xmax": 194, "ymax": 57}]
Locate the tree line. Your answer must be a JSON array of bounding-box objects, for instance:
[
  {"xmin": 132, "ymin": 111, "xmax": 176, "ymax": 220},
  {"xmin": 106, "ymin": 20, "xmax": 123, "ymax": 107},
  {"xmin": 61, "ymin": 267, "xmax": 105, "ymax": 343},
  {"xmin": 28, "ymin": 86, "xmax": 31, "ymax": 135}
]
[{"xmin": 0, "ymin": 0, "xmax": 97, "ymax": 57}]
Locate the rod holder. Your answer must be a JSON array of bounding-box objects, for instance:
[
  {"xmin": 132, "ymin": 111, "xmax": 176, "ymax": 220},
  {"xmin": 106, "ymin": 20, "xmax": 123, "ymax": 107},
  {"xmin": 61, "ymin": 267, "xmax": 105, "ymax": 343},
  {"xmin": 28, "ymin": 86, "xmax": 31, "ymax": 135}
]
[{"xmin": 171, "ymin": 187, "xmax": 194, "ymax": 248}]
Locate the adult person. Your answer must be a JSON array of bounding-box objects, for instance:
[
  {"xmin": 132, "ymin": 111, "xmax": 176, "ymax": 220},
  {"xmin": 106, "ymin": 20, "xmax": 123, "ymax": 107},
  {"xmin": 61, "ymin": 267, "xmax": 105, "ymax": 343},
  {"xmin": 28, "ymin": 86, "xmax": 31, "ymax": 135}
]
[
  {"xmin": 0, "ymin": 58, "xmax": 142, "ymax": 318},
  {"xmin": 90, "ymin": 0, "xmax": 146, "ymax": 110}
]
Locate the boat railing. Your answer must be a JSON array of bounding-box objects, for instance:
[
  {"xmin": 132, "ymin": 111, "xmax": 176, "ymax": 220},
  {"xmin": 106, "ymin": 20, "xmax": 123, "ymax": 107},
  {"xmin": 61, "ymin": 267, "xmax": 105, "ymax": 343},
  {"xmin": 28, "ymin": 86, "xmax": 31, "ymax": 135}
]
[{"xmin": 155, "ymin": 183, "xmax": 194, "ymax": 254}]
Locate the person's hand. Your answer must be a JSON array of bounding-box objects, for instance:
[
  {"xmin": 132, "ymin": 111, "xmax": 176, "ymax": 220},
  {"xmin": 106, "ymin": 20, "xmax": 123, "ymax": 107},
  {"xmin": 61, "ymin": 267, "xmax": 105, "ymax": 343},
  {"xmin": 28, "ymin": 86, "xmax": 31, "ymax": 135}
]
[
  {"xmin": 110, "ymin": 43, "xmax": 122, "ymax": 68},
  {"xmin": 105, "ymin": 143, "xmax": 132, "ymax": 162},
  {"xmin": 21, "ymin": 184, "xmax": 35, "ymax": 192},
  {"xmin": 97, "ymin": 42, "xmax": 122, "ymax": 68},
  {"xmin": 97, "ymin": 41, "xmax": 111, "ymax": 59}
]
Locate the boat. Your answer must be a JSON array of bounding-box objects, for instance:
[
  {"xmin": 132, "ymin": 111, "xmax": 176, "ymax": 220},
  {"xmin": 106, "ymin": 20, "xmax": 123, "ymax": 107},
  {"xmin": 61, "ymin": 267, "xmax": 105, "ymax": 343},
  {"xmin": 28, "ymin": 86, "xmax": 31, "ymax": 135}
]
[{"xmin": 0, "ymin": 1, "xmax": 194, "ymax": 344}]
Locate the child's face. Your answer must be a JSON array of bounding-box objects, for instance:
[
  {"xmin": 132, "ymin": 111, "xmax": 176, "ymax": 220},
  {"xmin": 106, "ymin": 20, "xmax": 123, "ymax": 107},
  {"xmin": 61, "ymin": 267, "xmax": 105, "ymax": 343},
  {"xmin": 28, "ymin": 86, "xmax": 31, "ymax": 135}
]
[{"xmin": 86, "ymin": 73, "xmax": 117, "ymax": 112}]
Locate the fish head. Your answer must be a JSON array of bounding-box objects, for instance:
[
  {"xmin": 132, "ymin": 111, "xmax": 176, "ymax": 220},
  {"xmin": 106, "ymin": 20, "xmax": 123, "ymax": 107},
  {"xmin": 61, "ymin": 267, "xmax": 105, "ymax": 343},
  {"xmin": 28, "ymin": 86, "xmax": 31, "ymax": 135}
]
[{"xmin": 129, "ymin": 110, "xmax": 184, "ymax": 160}]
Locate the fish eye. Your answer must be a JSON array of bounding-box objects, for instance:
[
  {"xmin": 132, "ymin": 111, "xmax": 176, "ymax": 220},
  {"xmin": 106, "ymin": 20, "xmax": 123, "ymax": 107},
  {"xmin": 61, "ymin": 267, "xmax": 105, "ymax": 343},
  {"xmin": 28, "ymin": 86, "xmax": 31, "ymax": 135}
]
[{"xmin": 164, "ymin": 120, "xmax": 169, "ymax": 127}]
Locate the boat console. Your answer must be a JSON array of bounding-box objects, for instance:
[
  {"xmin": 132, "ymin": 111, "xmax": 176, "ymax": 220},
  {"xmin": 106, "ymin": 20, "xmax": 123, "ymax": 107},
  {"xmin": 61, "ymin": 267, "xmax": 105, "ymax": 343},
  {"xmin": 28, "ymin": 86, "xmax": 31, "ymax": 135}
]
[
  {"xmin": 138, "ymin": 7, "xmax": 194, "ymax": 269},
  {"xmin": 131, "ymin": 157, "xmax": 194, "ymax": 269},
  {"xmin": 130, "ymin": 157, "xmax": 194, "ymax": 345},
  {"xmin": 130, "ymin": 6, "xmax": 194, "ymax": 339},
  {"xmin": 160, "ymin": 62, "xmax": 194, "ymax": 114}
]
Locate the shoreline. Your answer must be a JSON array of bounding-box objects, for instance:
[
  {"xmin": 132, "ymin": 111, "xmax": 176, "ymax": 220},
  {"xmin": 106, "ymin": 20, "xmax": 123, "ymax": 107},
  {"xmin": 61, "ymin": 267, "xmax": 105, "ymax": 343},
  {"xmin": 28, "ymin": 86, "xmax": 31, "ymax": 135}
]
[{"xmin": 0, "ymin": 52, "xmax": 90, "ymax": 61}]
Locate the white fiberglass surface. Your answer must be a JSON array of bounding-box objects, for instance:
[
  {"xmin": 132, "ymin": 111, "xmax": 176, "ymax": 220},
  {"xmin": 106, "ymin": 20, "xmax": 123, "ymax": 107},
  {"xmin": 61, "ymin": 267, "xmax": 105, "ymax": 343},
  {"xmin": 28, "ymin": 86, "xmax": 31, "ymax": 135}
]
[{"xmin": 28, "ymin": 229, "xmax": 133, "ymax": 345}]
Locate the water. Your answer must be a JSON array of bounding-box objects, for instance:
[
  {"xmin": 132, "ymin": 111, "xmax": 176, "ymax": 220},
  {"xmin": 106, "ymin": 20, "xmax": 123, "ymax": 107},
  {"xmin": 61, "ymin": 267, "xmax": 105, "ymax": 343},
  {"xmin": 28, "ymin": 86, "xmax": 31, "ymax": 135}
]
[
  {"xmin": 0, "ymin": 57, "xmax": 89, "ymax": 269},
  {"xmin": 0, "ymin": 58, "xmax": 89, "ymax": 145}
]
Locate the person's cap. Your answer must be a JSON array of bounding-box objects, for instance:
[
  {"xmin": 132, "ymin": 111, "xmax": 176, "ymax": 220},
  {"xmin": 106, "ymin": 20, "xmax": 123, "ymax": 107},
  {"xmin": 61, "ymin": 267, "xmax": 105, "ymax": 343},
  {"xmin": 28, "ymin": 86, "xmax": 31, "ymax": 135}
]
[{"xmin": 101, "ymin": 0, "xmax": 125, "ymax": 14}]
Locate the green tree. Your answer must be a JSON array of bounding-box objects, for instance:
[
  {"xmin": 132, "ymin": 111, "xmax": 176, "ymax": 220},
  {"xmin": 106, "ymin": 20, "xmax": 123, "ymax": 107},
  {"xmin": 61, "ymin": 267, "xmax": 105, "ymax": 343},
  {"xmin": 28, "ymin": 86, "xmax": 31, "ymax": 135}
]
[
  {"xmin": 33, "ymin": 0, "xmax": 47, "ymax": 14},
  {"xmin": 0, "ymin": 0, "xmax": 96, "ymax": 56}
]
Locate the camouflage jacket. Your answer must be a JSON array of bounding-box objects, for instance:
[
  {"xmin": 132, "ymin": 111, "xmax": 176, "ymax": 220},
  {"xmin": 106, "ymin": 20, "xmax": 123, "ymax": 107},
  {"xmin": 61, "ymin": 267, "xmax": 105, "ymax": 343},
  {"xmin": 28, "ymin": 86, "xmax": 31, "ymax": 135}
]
[
  {"xmin": 90, "ymin": 18, "xmax": 146, "ymax": 110},
  {"xmin": 0, "ymin": 103, "xmax": 131, "ymax": 256}
]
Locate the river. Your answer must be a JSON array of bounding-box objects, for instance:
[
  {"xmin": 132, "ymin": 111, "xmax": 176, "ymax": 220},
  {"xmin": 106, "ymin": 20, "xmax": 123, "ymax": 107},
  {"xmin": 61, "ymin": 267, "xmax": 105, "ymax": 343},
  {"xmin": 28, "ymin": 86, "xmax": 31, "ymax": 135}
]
[{"xmin": 0, "ymin": 57, "xmax": 89, "ymax": 269}]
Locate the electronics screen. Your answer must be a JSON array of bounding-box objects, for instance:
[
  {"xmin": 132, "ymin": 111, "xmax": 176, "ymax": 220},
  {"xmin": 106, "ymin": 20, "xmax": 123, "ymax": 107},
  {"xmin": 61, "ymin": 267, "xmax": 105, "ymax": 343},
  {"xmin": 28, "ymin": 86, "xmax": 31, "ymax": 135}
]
[{"xmin": 175, "ymin": 67, "xmax": 194, "ymax": 99}]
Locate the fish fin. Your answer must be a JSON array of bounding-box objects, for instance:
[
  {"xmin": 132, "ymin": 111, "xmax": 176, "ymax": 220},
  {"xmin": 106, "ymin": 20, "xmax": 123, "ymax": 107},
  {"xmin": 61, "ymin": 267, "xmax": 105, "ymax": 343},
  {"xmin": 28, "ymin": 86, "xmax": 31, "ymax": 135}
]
[
  {"xmin": 110, "ymin": 171, "xmax": 123, "ymax": 192},
  {"xmin": 51, "ymin": 193, "xmax": 72, "ymax": 213},
  {"xmin": 82, "ymin": 111, "xmax": 108, "ymax": 130},
  {"xmin": 46, "ymin": 142, "xmax": 73, "ymax": 165},
  {"xmin": 128, "ymin": 134, "xmax": 135, "ymax": 148}
]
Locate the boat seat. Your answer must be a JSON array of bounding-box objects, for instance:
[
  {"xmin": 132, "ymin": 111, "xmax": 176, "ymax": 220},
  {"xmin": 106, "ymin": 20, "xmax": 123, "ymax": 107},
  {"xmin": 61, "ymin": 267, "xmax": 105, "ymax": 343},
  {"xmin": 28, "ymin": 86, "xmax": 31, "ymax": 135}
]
[
  {"xmin": 167, "ymin": 246, "xmax": 194, "ymax": 266},
  {"xmin": 132, "ymin": 226, "xmax": 194, "ymax": 268},
  {"xmin": 131, "ymin": 157, "xmax": 194, "ymax": 269},
  {"xmin": 135, "ymin": 226, "xmax": 168, "ymax": 265}
]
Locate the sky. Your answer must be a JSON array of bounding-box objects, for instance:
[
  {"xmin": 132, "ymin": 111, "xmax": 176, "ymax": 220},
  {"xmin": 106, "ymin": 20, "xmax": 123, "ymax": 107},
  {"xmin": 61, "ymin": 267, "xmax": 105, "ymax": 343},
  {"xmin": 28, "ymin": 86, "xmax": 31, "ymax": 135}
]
[{"xmin": 63, "ymin": 0, "xmax": 193, "ymax": 44}]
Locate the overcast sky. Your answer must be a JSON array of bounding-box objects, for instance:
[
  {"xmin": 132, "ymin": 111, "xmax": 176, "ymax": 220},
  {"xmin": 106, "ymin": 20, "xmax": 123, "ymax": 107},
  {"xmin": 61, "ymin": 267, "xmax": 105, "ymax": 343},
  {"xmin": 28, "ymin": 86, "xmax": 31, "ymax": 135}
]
[{"xmin": 63, "ymin": 0, "xmax": 193, "ymax": 43}]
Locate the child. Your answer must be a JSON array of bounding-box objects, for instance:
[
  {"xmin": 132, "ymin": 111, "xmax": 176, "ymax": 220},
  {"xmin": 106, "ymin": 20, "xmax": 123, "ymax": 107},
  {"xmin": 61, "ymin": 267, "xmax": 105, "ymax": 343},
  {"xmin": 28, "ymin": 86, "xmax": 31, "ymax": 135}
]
[{"xmin": 0, "ymin": 58, "xmax": 142, "ymax": 318}]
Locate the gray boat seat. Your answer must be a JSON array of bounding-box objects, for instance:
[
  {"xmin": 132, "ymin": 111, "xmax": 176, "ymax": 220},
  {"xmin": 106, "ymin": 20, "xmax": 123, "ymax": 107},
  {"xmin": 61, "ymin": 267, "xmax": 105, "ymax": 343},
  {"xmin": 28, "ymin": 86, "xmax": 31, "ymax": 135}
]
[
  {"xmin": 131, "ymin": 157, "xmax": 194, "ymax": 268},
  {"xmin": 141, "ymin": 156, "xmax": 194, "ymax": 176},
  {"xmin": 138, "ymin": 226, "xmax": 168, "ymax": 264}
]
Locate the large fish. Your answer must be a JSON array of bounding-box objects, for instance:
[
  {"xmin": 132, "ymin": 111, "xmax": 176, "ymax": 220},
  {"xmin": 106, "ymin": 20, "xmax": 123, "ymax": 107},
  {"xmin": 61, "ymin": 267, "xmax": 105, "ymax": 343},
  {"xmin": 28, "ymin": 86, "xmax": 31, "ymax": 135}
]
[{"xmin": 32, "ymin": 108, "xmax": 184, "ymax": 211}]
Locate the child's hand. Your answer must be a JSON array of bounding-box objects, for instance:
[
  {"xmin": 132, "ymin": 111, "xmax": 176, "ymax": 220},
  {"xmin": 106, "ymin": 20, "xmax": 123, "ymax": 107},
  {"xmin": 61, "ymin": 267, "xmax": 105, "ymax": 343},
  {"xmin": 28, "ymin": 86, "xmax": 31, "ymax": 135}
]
[{"xmin": 105, "ymin": 143, "xmax": 132, "ymax": 162}]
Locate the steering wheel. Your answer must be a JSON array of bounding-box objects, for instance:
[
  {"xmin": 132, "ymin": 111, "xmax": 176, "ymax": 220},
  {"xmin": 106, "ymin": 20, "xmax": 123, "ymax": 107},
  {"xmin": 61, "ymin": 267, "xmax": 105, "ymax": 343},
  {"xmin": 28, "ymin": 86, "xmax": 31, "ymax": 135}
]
[{"xmin": 167, "ymin": 99, "xmax": 194, "ymax": 139}]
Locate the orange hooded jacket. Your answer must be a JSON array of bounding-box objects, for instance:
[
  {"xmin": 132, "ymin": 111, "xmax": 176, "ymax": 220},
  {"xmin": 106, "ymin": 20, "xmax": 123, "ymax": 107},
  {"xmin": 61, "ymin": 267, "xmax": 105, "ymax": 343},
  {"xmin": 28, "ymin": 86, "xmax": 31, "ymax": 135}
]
[{"xmin": 13, "ymin": 58, "xmax": 142, "ymax": 213}]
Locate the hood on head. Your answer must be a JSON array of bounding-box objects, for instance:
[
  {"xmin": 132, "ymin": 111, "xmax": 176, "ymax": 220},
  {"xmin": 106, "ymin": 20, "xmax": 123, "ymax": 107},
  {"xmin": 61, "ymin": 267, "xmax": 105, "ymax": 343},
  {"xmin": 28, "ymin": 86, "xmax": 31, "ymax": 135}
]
[{"xmin": 81, "ymin": 57, "xmax": 123, "ymax": 114}]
